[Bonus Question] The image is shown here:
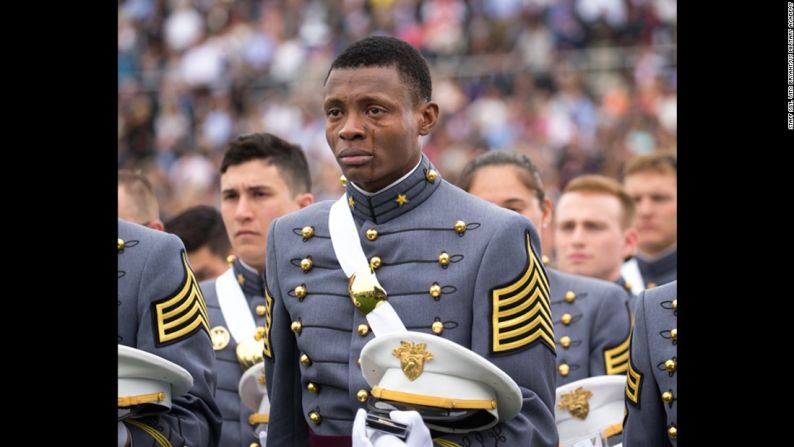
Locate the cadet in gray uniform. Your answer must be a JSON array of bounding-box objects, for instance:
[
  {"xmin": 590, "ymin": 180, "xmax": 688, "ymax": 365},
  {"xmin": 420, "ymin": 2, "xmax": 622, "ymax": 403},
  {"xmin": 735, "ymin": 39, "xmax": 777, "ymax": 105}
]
[
  {"xmin": 117, "ymin": 219, "xmax": 222, "ymax": 446},
  {"xmin": 624, "ymin": 280, "xmax": 677, "ymax": 446},
  {"xmin": 460, "ymin": 151, "xmax": 632, "ymax": 386},
  {"xmin": 264, "ymin": 36, "xmax": 558, "ymax": 447},
  {"xmin": 622, "ymin": 152, "xmax": 677, "ymax": 289},
  {"xmin": 200, "ymin": 133, "xmax": 314, "ymax": 447}
]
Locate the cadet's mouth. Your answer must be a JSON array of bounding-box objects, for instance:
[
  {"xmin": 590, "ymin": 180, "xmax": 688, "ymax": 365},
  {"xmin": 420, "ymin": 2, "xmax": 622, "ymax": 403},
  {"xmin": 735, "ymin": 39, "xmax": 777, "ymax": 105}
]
[{"xmin": 338, "ymin": 149, "xmax": 374, "ymax": 166}]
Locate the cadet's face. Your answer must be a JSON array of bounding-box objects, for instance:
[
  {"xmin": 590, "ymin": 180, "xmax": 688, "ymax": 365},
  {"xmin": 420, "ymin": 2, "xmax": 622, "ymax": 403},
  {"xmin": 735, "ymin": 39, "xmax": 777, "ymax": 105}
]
[
  {"xmin": 624, "ymin": 172, "xmax": 677, "ymax": 256},
  {"xmin": 554, "ymin": 192, "xmax": 634, "ymax": 281},
  {"xmin": 187, "ymin": 246, "xmax": 228, "ymax": 282},
  {"xmin": 467, "ymin": 165, "xmax": 545, "ymax": 228},
  {"xmin": 324, "ymin": 66, "xmax": 431, "ymax": 192},
  {"xmin": 220, "ymin": 160, "xmax": 301, "ymax": 273}
]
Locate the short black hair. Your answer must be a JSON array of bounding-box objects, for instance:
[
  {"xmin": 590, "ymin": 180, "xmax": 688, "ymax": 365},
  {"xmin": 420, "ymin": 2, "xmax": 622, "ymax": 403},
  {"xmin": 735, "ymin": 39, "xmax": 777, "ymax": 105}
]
[
  {"xmin": 326, "ymin": 36, "xmax": 432, "ymax": 105},
  {"xmin": 458, "ymin": 151, "xmax": 546, "ymax": 204},
  {"xmin": 165, "ymin": 205, "xmax": 230, "ymax": 257},
  {"xmin": 220, "ymin": 132, "xmax": 311, "ymax": 196}
]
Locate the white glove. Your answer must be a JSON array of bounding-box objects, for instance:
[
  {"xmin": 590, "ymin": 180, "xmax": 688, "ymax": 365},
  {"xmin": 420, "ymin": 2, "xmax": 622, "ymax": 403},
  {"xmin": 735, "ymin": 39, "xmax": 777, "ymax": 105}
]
[
  {"xmin": 258, "ymin": 426, "xmax": 268, "ymax": 446},
  {"xmin": 351, "ymin": 409, "xmax": 432, "ymax": 447},
  {"xmin": 118, "ymin": 421, "xmax": 129, "ymax": 447}
]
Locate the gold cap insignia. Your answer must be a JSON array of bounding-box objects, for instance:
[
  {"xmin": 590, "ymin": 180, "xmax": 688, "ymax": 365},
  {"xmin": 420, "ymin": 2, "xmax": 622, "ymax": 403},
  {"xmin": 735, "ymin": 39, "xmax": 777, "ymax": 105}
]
[
  {"xmin": 392, "ymin": 340, "xmax": 433, "ymax": 381},
  {"xmin": 557, "ymin": 387, "xmax": 593, "ymax": 420}
]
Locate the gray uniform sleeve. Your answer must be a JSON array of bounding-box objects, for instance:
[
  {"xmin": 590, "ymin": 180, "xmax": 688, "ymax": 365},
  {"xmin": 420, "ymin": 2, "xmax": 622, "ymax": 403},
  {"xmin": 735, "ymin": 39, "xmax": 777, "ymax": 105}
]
[
  {"xmin": 432, "ymin": 214, "xmax": 558, "ymax": 446},
  {"xmin": 589, "ymin": 285, "xmax": 632, "ymax": 376},
  {"xmin": 263, "ymin": 218, "xmax": 310, "ymax": 446},
  {"xmin": 622, "ymin": 292, "xmax": 668, "ymax": 447},
  {"xmin": 125, "ymin": 232, "xmax": 222, "ymax": 447}
]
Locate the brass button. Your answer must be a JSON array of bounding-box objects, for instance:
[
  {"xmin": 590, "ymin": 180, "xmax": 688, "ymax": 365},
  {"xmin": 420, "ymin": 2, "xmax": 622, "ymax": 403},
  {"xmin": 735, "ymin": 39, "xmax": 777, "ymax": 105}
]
[
  {"xmin": 255, "ymin": 305, "xmax": 266, "ymax": 316},
  {"xmin": 670, "ymin": 328, "xmax": 677, "ymax": 343},
  {"xmin": 432, "ymin": 321, "xmax": 444, "ymax": 334},
  {"xmin": 665, "ymin": 359, "xmax": 676, "ymax": 372},
  {"xmin": 438, "ymin": 252, "xmax": 450, "ymax": 266},
  {"xmin": 357, "ymin": 324, "xmax": 370, "ymax": 336},
  {"xmin": 357, "ymin": 357, "xmax": 361, "ymax": 367},
  {"xmin": 647, "ymin": 282, "xmax": 657, "ymax": 289},
  {"xmin": 250, "ymin": 443, "xmax": 260, "ymax": 447},
  {"xmin": 561, "ymin": 313, "xmax": 572, "ymax": 325},
  {"xmin": 662, "ymin": 391, "xmax": 674, "ymax": 403},
  {"xmin": 672, "ymin": 299, "xmax": 677, "ymax": 311},
  {"xmin": 624, "ymin": 281, "xmax": 632, "ymax": 290},
  {"xmin": 560, "ymin": 336, "xmax": 571, "ymax": 348},
  {"xmin": 301, "ymin": 226, "xmax": 315, "ymax": 239},
  {"xmin": 294, "ymin": 285, "xmax": 307, "ymax": 298},
  {"xmin": 366, "ymin": 228, "xmax": 378, "ymax": 241},
  {"xmin": 541, "ymin": 254, "xmax": 550, "ymax": 265},
  {"xmin": 300, "ymin": 257, "xmax": 313, "ymax": 272},
  {"xmin": 307, "ymin": 382, "xmax": 318, "ymax": 393},
  {"xmin": 667, "ymin": 425, "xmax": 677, "ymax": 439},
  {"xmin": 370, "ymin": 256, "xmax": 382, "ymax": 270},
  {"xmin": 429, "ymin": 283, "xmax": 442, "ymax": 298},
  {"xmin": 425, "ymin": 169, "xmax": 438, "ymax": 183},
  {"xmin": 453, "ymin": 220, "xmax": 467, "ymax": 234},
  {"xmin": 309, "ymin": 411, "xmax": 321, "ymax": 425},
  {"xmin": 227, "ymin": 254, "xmax": 237, "ymax": 265},
  {"xmin": 300, "ymin": 354, "xmax": 311, "ymax": 366},
  {"xmin": 356, "ymin": 389, "xmax": 369, "ymax": 402},
  {"xmin": 118, "ymin": 238, "xmax": 125, "ymax": 251},
  {"xmin": 564, "ymin": 291, "xmax": 576, "ymax": 303},
  {"xmin": 291, "ymin": 321, "xmax": 302, "ymax": 334},
  {"xmin": 558, "ymin": 363, "xmax": 570, "ymax": 376},
  {"xmin": 254, "ymin": 327, "xmax": 266, "ymax": 341},
  {"xmin": 340, "ymin": 175, "xmax": 348, "ymax": 186}
]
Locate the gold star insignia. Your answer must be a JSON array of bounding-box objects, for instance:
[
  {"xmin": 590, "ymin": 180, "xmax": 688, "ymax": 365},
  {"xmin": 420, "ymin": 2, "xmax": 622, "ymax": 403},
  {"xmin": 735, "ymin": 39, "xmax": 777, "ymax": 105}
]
[
  {"xmin": 237, "ymin": 274, "xmax": 245, "ymax": 285},
  {"xmin": 395, "ymin": 194, "xmax": 408, "ymax": 206},
  {"xmin": 348, "ymin": 195, "xmax": 356, "ymax": 209}
]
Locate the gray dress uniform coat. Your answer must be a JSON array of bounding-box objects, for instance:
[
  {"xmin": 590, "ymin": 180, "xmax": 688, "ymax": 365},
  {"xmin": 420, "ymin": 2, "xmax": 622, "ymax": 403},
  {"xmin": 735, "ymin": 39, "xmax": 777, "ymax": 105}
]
[
  {"xmin": 117, "ymin": 219, "xmax": 222, "ymax": 447},
  {"xmin": 263, "ymin": 156, "xmax": 559, "ymax": 447},
  {"xmin": 636, "ymin": 249, "xmax": 677, "ymax": 288},
  {"xmin": 623, "ymin": 280, "xmax": 677, "ymax": 447},
  {"xmin": 200, "ymin": 258, "xmax": 269, "ymax": 447},
  {"xmin": 548, "ymin": 269, "xmax": 632, "ymax": 386}
]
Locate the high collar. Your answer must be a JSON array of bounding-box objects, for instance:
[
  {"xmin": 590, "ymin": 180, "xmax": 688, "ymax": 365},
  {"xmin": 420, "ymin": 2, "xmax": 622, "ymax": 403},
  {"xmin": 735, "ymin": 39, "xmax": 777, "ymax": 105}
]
[
  {"xmin": 232, "ymin": 258, "xmax": 265, "ymax": 297},
  {"xmin": 636, "ymin": 248, "xmax": 677, "ymax": 278},
  {"xmin": 345, "ymin": 154, "xmax": 442, "ymax": 224}
]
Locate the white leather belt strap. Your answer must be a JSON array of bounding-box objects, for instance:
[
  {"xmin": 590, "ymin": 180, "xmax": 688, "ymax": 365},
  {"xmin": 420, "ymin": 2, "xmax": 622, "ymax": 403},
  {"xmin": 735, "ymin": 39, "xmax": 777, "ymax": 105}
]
[
  {"xmin": 329, "ymin": 194, "xmax": 406, "ymax": 336},
  {"xmin": 215, "ymin": 267, "xmax": 257, "ymax": 343},
  {"xmin": 620, "ymin": 258, "xmax": 646, "ymax": 295}
]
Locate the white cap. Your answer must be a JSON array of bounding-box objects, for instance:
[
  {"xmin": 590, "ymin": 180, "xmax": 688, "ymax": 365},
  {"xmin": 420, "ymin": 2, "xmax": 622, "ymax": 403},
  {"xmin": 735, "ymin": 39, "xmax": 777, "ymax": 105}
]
[
  {"xmin": 118, "ymin": 345, "xmax": 193, "ymax": 411},
  {"xmin": 238, "ymin": 362, "xmax": 268, "ymax": 412},
  {"xmin": 554, "ymin": 375, "xmax": 626, "ymax": 446},
  {"xmin": 359, "ymin": 331, "xmax": 522, "ymax": 434}
]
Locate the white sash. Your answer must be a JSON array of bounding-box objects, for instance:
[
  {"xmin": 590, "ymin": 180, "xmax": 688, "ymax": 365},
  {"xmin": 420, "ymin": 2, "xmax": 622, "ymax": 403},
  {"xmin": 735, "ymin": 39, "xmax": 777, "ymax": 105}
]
[
  {"xmin": 215, "ymin": 267, "xmax": 257, "ymax": 343},
  {"xmin": 329, "ymin": 194, "xmax": 406, "ymax": 336},
  {"xmin": 620, "ymin": 258, "xmax": 646, "ymax": 295}
]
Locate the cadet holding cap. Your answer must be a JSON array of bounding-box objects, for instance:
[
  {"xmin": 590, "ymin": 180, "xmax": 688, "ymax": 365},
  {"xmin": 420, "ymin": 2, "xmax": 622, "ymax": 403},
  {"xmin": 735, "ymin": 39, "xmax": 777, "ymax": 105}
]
[
  {"xmin": 263, "ymin": 36, "xmax": 558, "ymax": 447},
  {"xmin": 118, "ymin": 219, "xmax": 222, "ymax": 446}
]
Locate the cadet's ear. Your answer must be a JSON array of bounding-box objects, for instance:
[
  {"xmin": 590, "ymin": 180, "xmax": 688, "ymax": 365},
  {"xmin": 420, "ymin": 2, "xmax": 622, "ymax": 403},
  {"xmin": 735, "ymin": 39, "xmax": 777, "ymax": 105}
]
[
  {"xmin": 295, "ymin": 192, "xmax": 315, "ymax": 209},
  {"xmin": 417, "ymin": 102, "xmax": 439, "ymax": 136}
]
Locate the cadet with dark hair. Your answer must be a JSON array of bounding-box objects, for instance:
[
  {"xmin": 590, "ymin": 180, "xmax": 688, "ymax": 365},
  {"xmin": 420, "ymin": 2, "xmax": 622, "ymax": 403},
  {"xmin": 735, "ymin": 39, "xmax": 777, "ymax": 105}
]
[
  {"xmin": 200, "ymin": 132, "xmax": 314, "ymax": 447},
  {"xmin": 460, "ymin": 151, "xmax": 632, "ymax": 386},
  {"xmin": 118, "ymin": 219, "xmax": 222, "ymax": 446},
  {"xmin": 118, "ymin": 169, "xmax": 164, "ymax": 231},
  {"xmin": 263, "ymin": 36, "xmax": 558, "ymax": 446},
  {"xmin": 165, "ymin": 205, "xmax": 232, "ymax": 282},
  {"xmin": 623, "ymin": 280, "xmax": 678, "ymax": 446}
]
